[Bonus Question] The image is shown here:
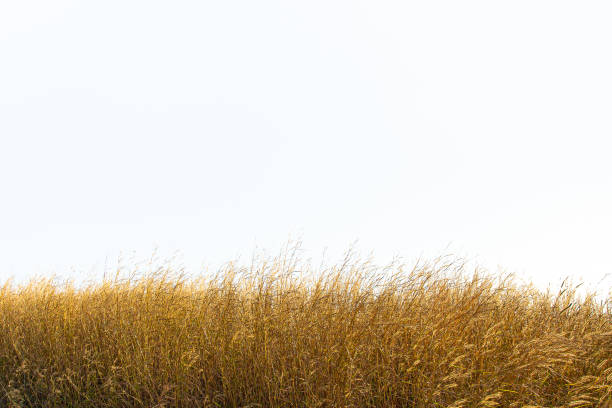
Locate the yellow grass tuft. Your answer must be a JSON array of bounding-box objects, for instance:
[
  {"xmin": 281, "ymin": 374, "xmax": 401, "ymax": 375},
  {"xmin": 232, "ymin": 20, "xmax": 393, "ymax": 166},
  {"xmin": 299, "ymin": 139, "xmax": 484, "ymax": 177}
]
[{"xmin": 0, "ymin": 247, "xmax": 610, "ymax": 407}]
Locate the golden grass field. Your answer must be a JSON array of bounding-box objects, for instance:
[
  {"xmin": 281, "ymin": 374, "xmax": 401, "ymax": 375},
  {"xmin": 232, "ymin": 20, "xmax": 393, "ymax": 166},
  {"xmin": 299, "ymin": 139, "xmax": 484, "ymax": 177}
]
[{"xmin": 0, "ymin": 247, "xmax": 610, "ymax": 407}]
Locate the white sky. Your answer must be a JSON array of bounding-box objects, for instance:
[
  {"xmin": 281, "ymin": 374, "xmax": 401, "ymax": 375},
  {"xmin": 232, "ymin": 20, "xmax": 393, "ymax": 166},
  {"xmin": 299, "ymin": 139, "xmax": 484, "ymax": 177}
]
[{"xmin": 1, "ymin": 1, "xmax": 611, "ymax": 298}]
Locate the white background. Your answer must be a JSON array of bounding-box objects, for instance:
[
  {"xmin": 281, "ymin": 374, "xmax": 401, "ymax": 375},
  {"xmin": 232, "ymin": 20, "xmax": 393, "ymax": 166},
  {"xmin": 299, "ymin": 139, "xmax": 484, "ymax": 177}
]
[{"xmin": 1, "ymin": 1, "xmax": 611, "ymax": 298}]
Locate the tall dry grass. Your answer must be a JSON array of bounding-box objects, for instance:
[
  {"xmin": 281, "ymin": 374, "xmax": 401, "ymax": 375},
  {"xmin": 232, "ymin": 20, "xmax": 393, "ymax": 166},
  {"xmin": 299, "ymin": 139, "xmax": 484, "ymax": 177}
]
[{"xmin": 0, "ymin": 247, "xmax": 610, "ymax": 407}]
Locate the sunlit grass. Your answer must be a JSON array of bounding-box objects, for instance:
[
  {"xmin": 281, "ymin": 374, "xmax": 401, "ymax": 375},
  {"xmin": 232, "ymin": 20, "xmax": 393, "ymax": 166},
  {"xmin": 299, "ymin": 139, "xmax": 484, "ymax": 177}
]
[{"xmin": 0, "ymin": 246, "xmax": 610, "ymax": 407}]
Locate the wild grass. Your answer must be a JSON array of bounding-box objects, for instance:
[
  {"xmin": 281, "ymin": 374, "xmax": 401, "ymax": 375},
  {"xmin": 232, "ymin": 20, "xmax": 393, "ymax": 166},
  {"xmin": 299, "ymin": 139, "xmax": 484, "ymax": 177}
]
[{"xmin": 0, "ymin": 247, "xmax": 610, "ymax": 407}]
